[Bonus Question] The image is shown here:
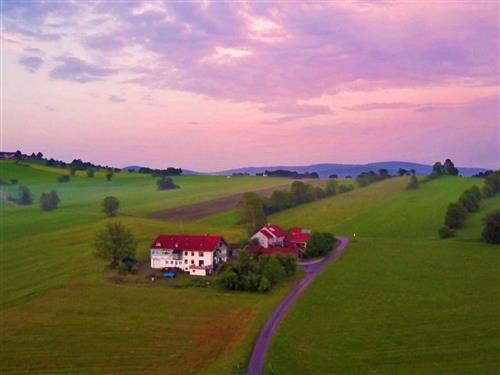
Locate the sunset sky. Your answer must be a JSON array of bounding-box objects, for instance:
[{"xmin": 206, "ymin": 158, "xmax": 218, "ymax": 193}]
[{"xmin": 2, "ymin": 1, "xmax": 499, "ymax": 171}]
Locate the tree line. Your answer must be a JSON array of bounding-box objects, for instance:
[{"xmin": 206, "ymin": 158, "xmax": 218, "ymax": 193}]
[
  {"xmin": 261, "ymin": 169, "xmax": 319, "ymax": 179},
  {"xmin": 439, "ymin": 170, "xmax": 499, "ymax": 242},
  {"xmin": 239, "ymin": 180, "xmax": 354, "ymax": 235}
]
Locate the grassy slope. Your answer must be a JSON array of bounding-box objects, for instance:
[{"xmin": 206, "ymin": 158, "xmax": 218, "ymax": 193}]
[
  {"xmin": 0, "ymin": 162, "xmax": 299, "ymax": 374},
  {"xmin": 265, "ymin": 177, "xmax": 499, "ymax": 374}
]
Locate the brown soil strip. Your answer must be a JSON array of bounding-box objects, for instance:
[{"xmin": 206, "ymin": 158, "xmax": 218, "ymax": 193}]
[{"xmin": 150, "ymin": 180, "xmax": 327, "ymax": 221}]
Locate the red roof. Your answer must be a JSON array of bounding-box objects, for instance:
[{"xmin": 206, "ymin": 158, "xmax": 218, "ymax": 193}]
[
  {"xmin": 151, "ymin": 235, "xmax": 225, "ymax": 252},
  {"xmin": 247, "ymin": 245, "xmax": 299, "ymax": 257},
  {"xmin": 287, "ymin": 232, "xmax": 311, "ymax": 244},
  {"xmin": 289, "ymin": 227, "xmax": 302, "ymax": 234},
  {"xmin": 260, "ymin": 224, "xmax": 287, "ymax": 238},
  {"xmin": 259, "ymin": 228, "xmax": 275, "ymax": 239}
]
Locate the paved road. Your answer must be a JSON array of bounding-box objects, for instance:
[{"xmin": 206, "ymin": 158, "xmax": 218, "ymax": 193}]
[{"xmin": 246, "ymin": 236, "xmax": 350, "ymax": 375}]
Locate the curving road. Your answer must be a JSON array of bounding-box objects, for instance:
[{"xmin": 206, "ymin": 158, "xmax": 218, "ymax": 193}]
[{"xmin": 247, "ymin": 236, "xmax": 350, "ymax": 375}]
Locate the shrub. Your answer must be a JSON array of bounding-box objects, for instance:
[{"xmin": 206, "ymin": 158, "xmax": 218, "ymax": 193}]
[
  {"xmin": 325, "ymin": 179, "xmax": 338, "ymax": 196},
  {"xmin": 157, "ymin": 176, "xmax": 179, "ymax": 190},
  {"xmin": 438, "ymin": 226, "xmax": 455, "ymax": 239},
  {"xmin": 444, "ymin": 202, "xmax": 467, "ymax": 229},
  {"xmin": 70, "ymin": 168, "xmax": 76, "ymax": 176},
  {"xmin": 305, "ymin": 232, "xmax": 335, "ymax": 258},
  {"xmin": 338, "ymin": 185, "xmax": 354, "ymax": 194},
  {"xmin": 458, "ymin": 189, "xmax": 480, "ymax": 212},
  {"xmin": 102, "ymin": 196, "xmax": 120, "ymax": 217},
  {"xmin": 261, "ymin": 256, "xmax": 286, "ymax": 285},
  {"xmin": 87, "ymin": 169, "xmax": 95, "ymax": 178},
  {"xmin": 406, "ymin": 175, "xmax": 419, "ymax": 190},
  {"xmin": 57, "ymin": 174, "xmax": 70, "ymax": 183},
  {"xmin": 481, "ymin": 210, "xmax": 500, "ymax": 244},
  {"xmin": 17, "ymin": 185, "xmax": 32, "ymax": 205},
  {"xmin": 217, "ymin": 270, "xmax": 239, "ymax": 290},
  {"xmin": 482, "ymin": 170, "xmax": 500, "ymax": 197},
  {"xmin": 10, "ymin": 178, "xmax": 18, "ymax": 185},
  {"xmin": 117, "ymin": 262, "xmax": 130, "ymax": 275},
  {"xmin": 276, "ymin": 254, "xmax": 297, "ymax": 276},
  {"xmin": 39, "ymin": 190, "xmax": 60, "ymax": 211},
  {"xmin": 106, "ymin": 170, "xmax": 113, "ymax": 181},
  {"xmin": 257, "ymin": 276, "xmax": 271, "ymax": 293}
]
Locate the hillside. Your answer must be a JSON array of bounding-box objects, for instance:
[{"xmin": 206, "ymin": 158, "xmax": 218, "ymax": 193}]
[
  {"xmin": 265, "ymin": 176, "xmax": 500, "ymax": 373},
  {"xmin": 214, "ymin": 161, "xmax": 487, "ymax": 178}
]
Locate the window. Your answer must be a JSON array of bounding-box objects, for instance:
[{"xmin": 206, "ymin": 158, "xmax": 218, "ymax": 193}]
[
  {"xmin": 199, "ymin": 252, "xmax": 203, "ymax": 257},
  {"xmin": 184, "ymin": 259, "xmax": 187, "ymax": 264},
  {"xmin": 191, "ymin": 260, "xmax": 194, "ymax": 264},
  {"xmin": 199, "ymin": 260, "xmax": 204, "ymax": 266},
  {"xmin": 184, "ymin": 251, "xmax": 187, "ymax": 256},
  {"xmin": 191, "ymin": 252, "xmax": 194, "ymax": 256}
]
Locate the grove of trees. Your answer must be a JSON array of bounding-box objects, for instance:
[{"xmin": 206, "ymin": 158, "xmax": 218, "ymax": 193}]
[
  {"xmin": 304, "ymin": 232, "xmax": 336, "ymax": 258},
  {"xmin": 217, "ymin": 251, "xmax": 296, "ymax": 293},
  {"xmin": 39, "ymin": 191, "xmax": 60, "ymax": 211},
  {"xmin": 157, "ymin": 176, "xmax": 179, "ymax": 190}
]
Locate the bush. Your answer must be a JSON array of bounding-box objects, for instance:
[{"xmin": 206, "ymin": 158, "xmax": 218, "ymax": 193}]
[
  {"xmin": 406, "ymin": 175, "xmax": 419, "ymax": 190},
  {"xmin": 106, "ymin": 170, "xmax": 113, "ymax": 181},
  {"xmin": 276, "ymin": 254, "xmax": 297, "ymax": 276},
  {"xmin": 458, "ymin": 189, "xmax": 480, "ymax": 213},
  {"xmin": 444, "ymin": 202, "xmax": 467, "ymax": 229},
  {"xmin": 305, "ymin": 232, "xmax": 335, "ymax": 258},
  {"xmin": 438, "ymin": 226, "xmax": 455, "ymax": 239},
  {"xmin": 102, "ymin": 196, "xmax": 120, "ymax": 217},
  {"xmin": 157, "ymin": 176, "xmax": 179, "ymax": 190},
  {"xmin": 257, "ymin": 276, "xmax": 271, "ymax": 293},
  {"xmin": 482, "ymin": 210, "xmax": 500, "ymax": 244},
  {"xmin": 325, "ymin": 179, "xmax": 338, "ymax": 196},
  {"xmin": 17, "ymin": 185, "xmax": 32, "ymax": 205},
  {"xmin": 10, "ymin": 178, "xmax": 18, "ymax": 185},
  {"xmin": 70, "ymin": 168, "xmax": 76, "ymax": 176},
  {"xmin": 482, "ymin": 170, "xmax": 500, "ymax": 197},
  {"xmin": 39, "ymin": 190, "xmax": 60, "ymax": 211},
  {"xmin": 338, "ymin": 185, "xmax": 354, "ymax": 194},
  {"xmin": 87, "ymin": 169, "xmax": 95, "ymax": 178},
  {"xmin": 217, "ymin": 270, "xmax": 239, "ymax": 290},
  {"xmin": 57, "ymin": 174, "xmax": 70, "ymax": 183},
  {"xmin": 117, "ymin": 262, "xmax": 130, "ymax": 275}
]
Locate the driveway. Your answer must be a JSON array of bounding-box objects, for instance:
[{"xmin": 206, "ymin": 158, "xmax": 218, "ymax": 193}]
[{"xmin": 247, "ymin": 236, "xmax": 350, "ymax": 375}]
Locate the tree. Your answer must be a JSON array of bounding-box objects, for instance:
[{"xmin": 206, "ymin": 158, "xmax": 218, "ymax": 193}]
[
  {"xmin": 102, "ymin": 196, "xmax": 120, "ymax": 217},
  {"xmin": 438, "ymin": 226, "xmax": 455, "ymax": 239},
  {"xmin": 238, "ymin": 192, "xmax": 267, "ymax": 235},
  {"xmin": 36, "ymin": 152, "xmax": 43, "ymax": 160},
  {"xmin": 266, "ymin": 190, "xmax": 294, "ymax": 213},
  {"xmin": 481, "ymin": 210, "xmax": 500, "ymax": 244},
  {"xmin": 431, "ymin": 162, "xmax": 444, "ymax": 177},
  {"xmin": 87, "ymin": 169, "xmax": 95, "ymax": 178},
  {"xmin": 14, "ymin": 150, "xmax": 22, "ymax": 160},
  {"xmin": 482, "ymin": 170, "xmax": 500, "ymax": 198},
  {"xmin": 379, "ymin": 169, "xmax": 390, "ymax": 179},
  {"xmin": 261, "ymin": 256, "xmax": 286, "ymax": 286},
  {"xmin": 444, "ymin": 202, "xmax": 467, "ymax": 229},
  {"xmin": 444, "ymin": 158, "xmax": 459, "ymax": 176},
  {"xmin": 70, "ymin": 168, "xmax": 76, "ymax": 176},
  {"xmin": 106, "ymin": 170, "xmax": 113, "ymax": 181},
  {"xmin": 406, "ymin": 175, "xmax": 419, "ymax": 190},
  {"xmin": 93, "ymin": 221, "xmax": 137, "ymax": 267},
  {"xmin": 57, "ymin": 174, "xmax": 70, "ymax": 183},
  {"xmin": 290, "ymin": 181, "xmax": 310, "ymax": 204},
  {"xmin": 39, "ymin": 190, "xmax": 60, "ymax": 211},
  {"xmin": 305, "ymin": 232, "xmax": 335, "ymax": 258},
  {"xmin": 458, "ymin": 189, "xmax": 480, "ymax": 213},
  {"xmin": 398, "ymin": 168, "xmax": 409, "ymax": 176},
  {"xmin": 325, "ymin": 179, "xmax": 338, "ymax": 196},
  {"xmin": 17, "ymin": 185, "xmax": 32, "ymax": 205},
  {"xmin": 157, "ymin": 176, "xmax": 179, "ymax": 190}
]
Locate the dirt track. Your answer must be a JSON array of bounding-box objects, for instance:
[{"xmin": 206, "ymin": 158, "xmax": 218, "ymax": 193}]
[
  {"xmin": 150, "ymin": 184, "xmax": 290, "ymax": 221},
  {"xmin": 150, "ymin": 180, "xmax": 327, "ymax": 221}
]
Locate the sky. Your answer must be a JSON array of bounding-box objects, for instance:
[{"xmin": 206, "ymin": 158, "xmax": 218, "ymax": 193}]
[{"xmin": 1, "ymin": 0, "xmax": 499, "ymax": 171}]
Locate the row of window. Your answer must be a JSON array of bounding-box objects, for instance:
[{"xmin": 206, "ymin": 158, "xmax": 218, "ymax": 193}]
[
  {"xmin": 152, "ymin": 250, "xmax": 205, "ymax": 257},
  {"xmin": 164, "ymin": 259, "xmax": 205, "ymax": 266}
]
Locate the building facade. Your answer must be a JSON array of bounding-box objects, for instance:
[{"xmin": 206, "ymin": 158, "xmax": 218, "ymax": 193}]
[{"xmin": 150, "ymin": 234, "xmax": 228, "ymax": 276}]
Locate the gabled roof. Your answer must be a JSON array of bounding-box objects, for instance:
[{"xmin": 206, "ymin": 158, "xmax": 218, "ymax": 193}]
[
  {"xmin": 151, "ymin": 235, "xmax": 225, "ymax": 252},
  {"xmin": 287, "ymin": 232, "xmax": 311, "ymax": 243},
  {"xmin": 265, "ymin": 224, "xmax": 287, "ymax": 238},
  {"xmin": 259, "ymin": 228, "xmax": 275, "ymax": 239}
]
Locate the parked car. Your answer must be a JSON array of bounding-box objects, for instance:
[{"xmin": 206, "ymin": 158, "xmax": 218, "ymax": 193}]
[{"xmin": 163, "ymin": 271, "xmax": 176, "ymax": 279}]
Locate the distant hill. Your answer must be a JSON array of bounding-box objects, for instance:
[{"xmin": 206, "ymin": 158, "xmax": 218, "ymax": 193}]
[{"xmin": 214, "ymin": 161, "xmax": 487, "ymax": 178}]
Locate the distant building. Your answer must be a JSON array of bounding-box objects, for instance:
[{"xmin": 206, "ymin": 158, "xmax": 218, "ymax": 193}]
[
  {"xmin": 251, "ymin": 224, "xmax": 287, "ymax": 248},
  {"xmin": 150, "ymin": 234, "xmax": 228, "ymax": 276}
]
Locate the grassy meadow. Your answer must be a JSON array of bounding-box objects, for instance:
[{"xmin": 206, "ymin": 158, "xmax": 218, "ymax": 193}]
[
  {"xmin": 265, "ymin": 177, "xmax": 499, "ymax": 373},
  {"xmin": 0, "ymin": 161, "xmax": 297, "ymax": 374},
  {"xmin": 1, "ymin": 160, "xmax": 498, "ymax": 374}
]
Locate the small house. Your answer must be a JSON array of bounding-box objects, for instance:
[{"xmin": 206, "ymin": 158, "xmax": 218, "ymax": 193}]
[{"xmin": 251, "ymin": 224, "xmax": 287, "ymax": 248}]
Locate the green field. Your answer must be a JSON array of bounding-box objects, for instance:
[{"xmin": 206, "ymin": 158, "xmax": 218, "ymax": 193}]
[
  {"xmin": 266, "ymin": 177, "xmax": 499, "ymax": 373},
  {"xmin": 1, "ymin": 161, "xmax": 498, "ymax": 374},
  {"xmin": 0, "ymin": 161, "xmax": 298, "ymax": 374}
]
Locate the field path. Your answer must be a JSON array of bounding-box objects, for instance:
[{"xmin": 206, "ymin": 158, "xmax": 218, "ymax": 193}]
[{"xmin": 247, "ymin": 236, "xmax": 350, "ymax": 375}]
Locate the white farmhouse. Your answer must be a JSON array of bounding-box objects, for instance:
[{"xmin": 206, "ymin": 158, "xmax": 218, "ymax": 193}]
[
  {"xmin": 150, "ymin": 234, "xmax": 228, "ymax": 276},
  {"xmin": 250, "ymin": 224, "xmax": 287, "ymax": 248}
]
